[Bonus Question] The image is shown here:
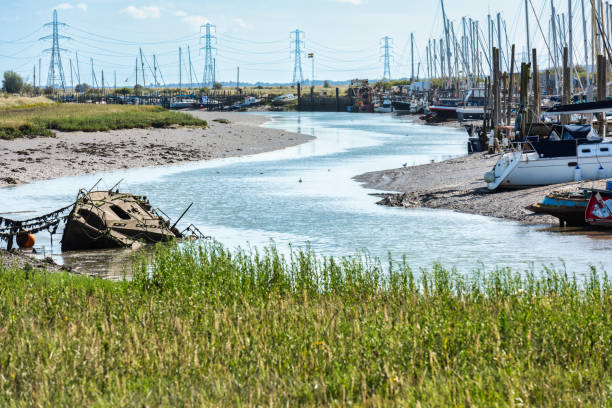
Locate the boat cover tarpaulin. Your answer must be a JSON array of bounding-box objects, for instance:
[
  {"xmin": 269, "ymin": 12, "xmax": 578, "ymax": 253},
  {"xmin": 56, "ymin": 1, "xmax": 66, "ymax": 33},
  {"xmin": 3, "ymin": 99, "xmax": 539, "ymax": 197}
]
[
  {"xmin": 560, "ymin": 125, "xmax": 599, "ymax": 141},
  {"xmin": 543, "ymin": 99, "xmax": 612, "ymax": 115}
]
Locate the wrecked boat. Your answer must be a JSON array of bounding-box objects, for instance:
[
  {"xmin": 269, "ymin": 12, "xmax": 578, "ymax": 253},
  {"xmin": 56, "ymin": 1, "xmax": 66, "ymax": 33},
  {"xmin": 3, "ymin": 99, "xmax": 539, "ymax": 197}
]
[
  {"xmin": 61, "ymin": 188, "xmax": 204, "ymax": 251},
  {"xmin": 526, "ymin": 190, "xmax": 591, "ymax": 227}
]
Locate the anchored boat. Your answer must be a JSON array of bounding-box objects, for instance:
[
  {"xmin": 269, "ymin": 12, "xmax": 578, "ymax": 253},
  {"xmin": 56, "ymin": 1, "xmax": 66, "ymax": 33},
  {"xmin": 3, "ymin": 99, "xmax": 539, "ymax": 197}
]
[
  {"xmin": 585, "ymin": 189, "xmax": 612, "ymax": 228},
  {"xmin": 526, "ymin": 190, "xmax": 591, "ymax": 226},
  {"xmin": 485, "ymin": 124, "xmax": 612, "ymax": 190}
]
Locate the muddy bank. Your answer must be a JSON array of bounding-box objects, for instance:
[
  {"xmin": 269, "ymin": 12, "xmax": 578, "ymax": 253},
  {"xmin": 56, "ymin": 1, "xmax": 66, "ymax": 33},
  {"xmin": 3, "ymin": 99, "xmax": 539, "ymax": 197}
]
[
  {"xmin": 0, "ymin": 111, "xmax": 312, "ymax": 188},
  {"xmin": 355, "ymin": 153, "xmax": 609, "ymax": 225},
  {"xmin": 0, "ymin": 249, "xmax": 64, "ymax": 272}
]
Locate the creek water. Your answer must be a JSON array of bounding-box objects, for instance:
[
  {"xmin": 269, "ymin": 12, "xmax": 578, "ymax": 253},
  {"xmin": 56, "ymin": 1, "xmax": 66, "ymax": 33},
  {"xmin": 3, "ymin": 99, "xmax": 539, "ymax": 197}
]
[{"xmin": 2, "ymin": 112, "xmax": 610, "ymax": 278}]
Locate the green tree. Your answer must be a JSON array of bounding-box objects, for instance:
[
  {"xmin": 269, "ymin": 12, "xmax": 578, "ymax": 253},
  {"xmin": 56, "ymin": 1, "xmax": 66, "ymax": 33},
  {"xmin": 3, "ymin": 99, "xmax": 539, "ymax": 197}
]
[
  {"xmin": 116, "ymin": 87, "xmax": 132, "ymax": 95},
  {"xmin": 323, "ymin": 80, "xmax": 330, "ymax": 88},
  {"xmin": 21, "ymin": 83, "xmax": 33, "ymax": 94},
  {"xmin": 2, "ymin": 71, "xmax": 24, "ymax": 93},
  {"xmin": 212, "ymin": 82, "xmax": 223, "ymax": 90},
  {"xmin": 75, "ymin": 83, "xmax": 90, "ymax": 93}
]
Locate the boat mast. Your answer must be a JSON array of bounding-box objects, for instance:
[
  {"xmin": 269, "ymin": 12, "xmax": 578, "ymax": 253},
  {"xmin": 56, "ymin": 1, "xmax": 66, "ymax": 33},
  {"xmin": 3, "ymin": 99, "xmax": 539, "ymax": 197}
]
[
  {"xmin": 582, "ymin": 0, "xmax": 592, "ymax": 99},
  {"xmin": 497, "ymin": 13, "xmax": 503, "ymax": 70},
  {"xmin": 569, "ymin": 0, "xmax": 574, "ymax": 94},
  {"xmin": 551, "ymin": 0, "xmax": 559, "ymax": 95},
  {"xmin": 411, "ymin": 32, "xmax": 415, "ymax": 81},
  {"xmin": 525, "ymin": 0, "xmax": 531, "ymax": 63},
  {"xmin": 440, "ymin": 0, "xmax": 452, "ymax": 89}
]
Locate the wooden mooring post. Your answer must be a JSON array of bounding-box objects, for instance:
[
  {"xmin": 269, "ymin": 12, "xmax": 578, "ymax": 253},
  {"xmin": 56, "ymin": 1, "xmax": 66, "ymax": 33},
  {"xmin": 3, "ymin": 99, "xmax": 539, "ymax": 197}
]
[
  {"xmin": 506, "ymin": 44, "xmax": 515, "ymax": 126},
  {"xmin": 297, "ymin": 83, "xmax": 301, "ymax": 111},
  {"xmin": 532, "ymin": 49, "xmax": 540, "ymax": 122},
  {"xmin": 562, "ymin": 47, "xmax": 571, "ymax": 124},
  {"xmin": 492, "ymin": 47, "xmax": 501, "ymax": 152},
  {"xmin": 597, "ymin": 55, "xmax": 607, "ymax": 136},
  {"xmin": 336, "ymin": 88, "xmax": 340, "ymax": 112},
  {"xmin": 519, "ymin": 62, "xmax": 531, "ymax": 140}
]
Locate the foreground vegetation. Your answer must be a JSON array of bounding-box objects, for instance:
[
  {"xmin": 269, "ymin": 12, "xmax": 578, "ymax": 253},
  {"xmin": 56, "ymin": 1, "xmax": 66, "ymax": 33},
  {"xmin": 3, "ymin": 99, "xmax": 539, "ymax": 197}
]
[
  {"xmin": 0, "ymin": 243, "xmax": 610, "ymax": 406},
  {"xmin": 0, "ymin": 102, "xmax": 207, "ymax": 140}
]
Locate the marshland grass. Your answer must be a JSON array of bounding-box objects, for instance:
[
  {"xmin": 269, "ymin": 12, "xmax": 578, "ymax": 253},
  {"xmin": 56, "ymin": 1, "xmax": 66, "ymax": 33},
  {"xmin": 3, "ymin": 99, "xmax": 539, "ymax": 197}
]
[
  {"xmin": 0, "ymin": 95, "xmax": 53, "ymax": 109},
  {"xmin": 0, "ymin": 103, "xmax": 207, "ymax": 140},
  {"xmin": 0, "ymin": 242, "xmax": 610, "ymax": 406}
]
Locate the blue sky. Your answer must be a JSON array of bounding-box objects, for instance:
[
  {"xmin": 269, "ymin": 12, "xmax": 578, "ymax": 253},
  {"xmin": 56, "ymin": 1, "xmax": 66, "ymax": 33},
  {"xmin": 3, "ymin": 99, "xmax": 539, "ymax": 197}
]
[{"xmin": 0, "ymin": 1, "xmax": 587, "ymax": 86}]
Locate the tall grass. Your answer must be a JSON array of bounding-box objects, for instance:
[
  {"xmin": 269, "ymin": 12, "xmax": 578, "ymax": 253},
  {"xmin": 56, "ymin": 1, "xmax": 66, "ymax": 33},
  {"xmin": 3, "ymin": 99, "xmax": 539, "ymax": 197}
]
[
  {"xmin": 0, "ymin": 242, "xmax": 610, "ymax": 406},
  {"xmin": 0, "ymin": 95, "xmax": 53, "ymax": 109},
  {"xmin": 0, "ymin": 104, "xmax": 207, "ymax": 139}
]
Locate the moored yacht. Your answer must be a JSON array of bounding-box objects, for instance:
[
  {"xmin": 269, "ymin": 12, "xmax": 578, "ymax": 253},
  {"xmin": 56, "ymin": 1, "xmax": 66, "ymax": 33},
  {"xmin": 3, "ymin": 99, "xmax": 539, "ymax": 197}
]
[
  {"xmin": 457, "ymin": 88, "xmax": 486, "ymax": 122},
  {"xmin": 428, "ymin": 97, "xmax": 461, "ymax": 120},
  {"xmin": 485, "ymin": 124, "xmax": 612, "ymax": 190}
]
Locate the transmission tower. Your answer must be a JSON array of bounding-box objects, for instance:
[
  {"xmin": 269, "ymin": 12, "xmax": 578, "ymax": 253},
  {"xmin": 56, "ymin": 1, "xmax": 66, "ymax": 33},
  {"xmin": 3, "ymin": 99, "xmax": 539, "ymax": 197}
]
[
  {"xmin": 290, "ymin": 29, "xmax": 304, "ymax": 84},
  {"xmin": 41, "ymin": 9, "xmax": 70, "ymax": 90},
  {"xmin": 380, "ymin": 36, "xmax": 393, "ymax": 80},
  {"xmin": 200, "ymin": 23, "xmax": 217, "ymax": 86}
]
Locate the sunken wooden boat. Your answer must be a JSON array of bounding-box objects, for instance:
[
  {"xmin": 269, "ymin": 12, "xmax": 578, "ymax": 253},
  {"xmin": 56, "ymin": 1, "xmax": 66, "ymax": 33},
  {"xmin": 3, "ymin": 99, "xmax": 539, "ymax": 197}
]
[{"xmin": 62, "ymin": 189, "xmax": 190, "ymax": 251}]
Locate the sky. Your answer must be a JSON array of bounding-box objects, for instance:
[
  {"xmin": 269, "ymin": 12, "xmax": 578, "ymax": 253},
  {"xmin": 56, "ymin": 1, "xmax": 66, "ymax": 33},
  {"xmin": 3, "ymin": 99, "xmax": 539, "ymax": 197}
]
[{"xmin": 0, "ymin": 0, "xmax": 591, "ymax": 86}]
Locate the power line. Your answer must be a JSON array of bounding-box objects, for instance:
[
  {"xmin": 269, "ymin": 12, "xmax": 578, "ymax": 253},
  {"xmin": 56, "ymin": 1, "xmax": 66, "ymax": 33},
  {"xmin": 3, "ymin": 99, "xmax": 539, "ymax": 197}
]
[
  {"xmin": 41, "ymin": 9, "xmax": 70, "ymax": 90},
  {"xmin": 200, "ymin": 23, "xmax": 217, "ymax": 86},
  {"xmin": 290, "ymin": 29, "xmax": 304, "ymax": 84},
  {"xmin": 380, "ymin": 36, "xmax": 393, "ymax": 79}
]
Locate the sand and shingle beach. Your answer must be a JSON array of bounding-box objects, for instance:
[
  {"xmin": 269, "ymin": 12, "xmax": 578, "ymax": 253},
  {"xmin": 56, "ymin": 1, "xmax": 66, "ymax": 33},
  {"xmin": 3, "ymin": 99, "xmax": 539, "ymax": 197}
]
[{"xmin": 0, "ymin": 111, "xmax": 311, "ymax": 187}]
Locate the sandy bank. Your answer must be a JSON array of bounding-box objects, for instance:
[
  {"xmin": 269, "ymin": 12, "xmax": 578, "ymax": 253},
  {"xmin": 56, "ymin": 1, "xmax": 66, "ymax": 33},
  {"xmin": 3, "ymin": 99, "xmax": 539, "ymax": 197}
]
[
  {"xmin": 0, "ymin": 111, "xmax": 312, "ymax": 188},
  {"xmin": 355, "ymin": 153, "xmax": 609, "ymax": 225}
]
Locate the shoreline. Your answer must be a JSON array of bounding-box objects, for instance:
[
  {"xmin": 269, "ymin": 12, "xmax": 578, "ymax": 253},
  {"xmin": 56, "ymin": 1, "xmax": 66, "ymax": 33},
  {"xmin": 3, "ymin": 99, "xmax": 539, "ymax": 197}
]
[
  {"xmin": 0, "ymin": 111, "xmax": 313, "ymax": 188},
  {"xmin": 354, "ymin": 153, "xmax": 609, "ymax": 226}
]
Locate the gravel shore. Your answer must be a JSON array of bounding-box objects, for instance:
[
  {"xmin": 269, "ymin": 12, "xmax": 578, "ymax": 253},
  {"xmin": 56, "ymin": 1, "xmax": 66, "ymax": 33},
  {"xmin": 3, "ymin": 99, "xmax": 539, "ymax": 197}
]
[
  {"xmin": 354, "ymin": 153, "xmax": 609, "ymax": 225},
  {"xmin": 0, "ymin": 111, "xmax": 312, "ymax": 188}
]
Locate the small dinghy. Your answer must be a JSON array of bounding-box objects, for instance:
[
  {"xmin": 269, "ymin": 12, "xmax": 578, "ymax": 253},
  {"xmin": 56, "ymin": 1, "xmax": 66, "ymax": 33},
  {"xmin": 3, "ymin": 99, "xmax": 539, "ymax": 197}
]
[
  {"xmin": 585, "ymin": 190, "xmax": 612, "ymax": 228},
  {"xmin": 526, "ymin": 190, "xmax": 591, "ymax": 227}
]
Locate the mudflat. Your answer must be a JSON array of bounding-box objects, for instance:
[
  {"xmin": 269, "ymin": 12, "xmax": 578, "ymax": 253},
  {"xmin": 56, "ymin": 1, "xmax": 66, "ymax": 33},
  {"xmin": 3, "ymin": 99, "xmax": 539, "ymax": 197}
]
[
  {"xmin": 355, "ymin": 153, "xmax": 609, "ymax": 225},
  {"xmin": 0, "ymin": 111, "xmax": 312, "ymax": 187}
]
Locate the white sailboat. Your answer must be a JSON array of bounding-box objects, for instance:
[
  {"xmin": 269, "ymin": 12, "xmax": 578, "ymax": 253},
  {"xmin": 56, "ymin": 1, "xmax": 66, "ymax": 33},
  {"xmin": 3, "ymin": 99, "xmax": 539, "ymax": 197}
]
[{"xmin": 485, "ymin": 123, "xmax": 612, "ymax": 190}]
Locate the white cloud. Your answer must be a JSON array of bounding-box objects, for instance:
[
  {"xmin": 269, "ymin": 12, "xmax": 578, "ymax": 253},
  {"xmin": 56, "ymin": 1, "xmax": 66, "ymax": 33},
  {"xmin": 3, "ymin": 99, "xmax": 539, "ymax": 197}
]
[
  {"xmin": 56, "ymin": 3, "xmax": 73, "ymax": 10},
  {"xmin": 173, "ymin": 10, "xmax": 187, "ymax": 17},
  {"xmin": 76, "ymin": 3, "xmax": 87, "ymax": 11},
  {"xmin": 332, "ymin": 0, "xmax": 367, "ymax": 4},
  {"xmin": 232, "ymin": 18, "xmax": 251, "ymax": 29},
  {"xmin": 120, "ymin": 5, "xmax": 161, "ymax": 19},
  {"xmin": 182, "ymin": 15, "xmax": 208, "ymax": 29}
]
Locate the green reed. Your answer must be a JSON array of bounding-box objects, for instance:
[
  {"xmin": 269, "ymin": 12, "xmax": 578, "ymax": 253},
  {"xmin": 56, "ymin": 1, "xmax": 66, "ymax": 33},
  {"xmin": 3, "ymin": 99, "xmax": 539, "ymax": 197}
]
[
  {"xmin": 0, "ymin": 104, "xmax": 207, "ymax": 139},
  {"xmin": 0, "ymin": 242, "xmax": 610, "ymax": 407}
]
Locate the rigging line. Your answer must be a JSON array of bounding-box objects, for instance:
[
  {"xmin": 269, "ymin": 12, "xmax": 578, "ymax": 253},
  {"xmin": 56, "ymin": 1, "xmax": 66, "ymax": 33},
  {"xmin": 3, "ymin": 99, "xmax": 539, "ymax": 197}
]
[
  {"xmin": 528, "ymin": 0, "xmax": 560, "ymax": 79},
  {"xmin": 590, "ymin": 0, "xmax": 612, "ymax": 63}
]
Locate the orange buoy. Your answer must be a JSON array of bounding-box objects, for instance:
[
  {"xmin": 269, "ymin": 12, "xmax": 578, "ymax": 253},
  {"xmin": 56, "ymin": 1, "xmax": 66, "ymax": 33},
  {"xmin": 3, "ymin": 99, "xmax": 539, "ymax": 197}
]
[{"xmin": 16, "ymin": 231, "xmax": 36, "ymax": 249}]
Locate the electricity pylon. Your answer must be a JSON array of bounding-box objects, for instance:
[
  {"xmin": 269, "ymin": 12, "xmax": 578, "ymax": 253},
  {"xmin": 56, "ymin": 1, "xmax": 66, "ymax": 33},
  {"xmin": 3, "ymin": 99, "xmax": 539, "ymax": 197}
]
[
  {"xmin": 41, "ymin": 9, "xmax": 70, "ymax": 90},
  {"xmin": 291, "ymin": 29, "xmax": 305, "ymax": 85},
  {"xmin": 380, "ymin": 36, "xmax": 393, "ymax": 80},
  {"xmin": 200, "ymin": 23, "xmax": 217, "ymax": 86}
]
